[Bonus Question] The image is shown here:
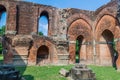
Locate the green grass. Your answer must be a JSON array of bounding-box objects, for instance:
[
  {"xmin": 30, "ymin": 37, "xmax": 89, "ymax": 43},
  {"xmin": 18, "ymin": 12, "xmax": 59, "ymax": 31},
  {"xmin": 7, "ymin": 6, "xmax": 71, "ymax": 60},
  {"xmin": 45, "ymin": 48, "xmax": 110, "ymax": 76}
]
[
  {"xmin": 16, "ymin": 65, "xmax": 120, "ymax": 80},
  {"xmin": 89, "ymin": 65, "xmax": 120, "ymax": 80},
  {"xmin": 16, "ymin": 65, "xmax": 72, "ymax": 80},
  {"xmin": 0, "ymin": 54, "xmax": 3, "ymax": 60},
  {"xmin": 0, "ymin": 54, "xmax": 3, "ymax": 64}
]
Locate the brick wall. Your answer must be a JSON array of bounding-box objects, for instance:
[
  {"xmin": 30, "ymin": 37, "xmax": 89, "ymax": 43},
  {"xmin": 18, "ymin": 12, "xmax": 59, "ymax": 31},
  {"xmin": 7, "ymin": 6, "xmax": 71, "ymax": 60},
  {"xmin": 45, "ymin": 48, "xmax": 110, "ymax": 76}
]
[{"xmin": 2, "ymin": 0, "xmax": 120, "ymax": 70}]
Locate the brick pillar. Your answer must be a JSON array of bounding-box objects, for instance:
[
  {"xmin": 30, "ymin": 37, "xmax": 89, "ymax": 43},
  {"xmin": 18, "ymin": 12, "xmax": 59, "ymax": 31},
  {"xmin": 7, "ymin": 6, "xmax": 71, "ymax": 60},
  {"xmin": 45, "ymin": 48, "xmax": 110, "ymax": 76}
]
[
  {"xmin": 6, "ymin": 4, "xmax": 17, "ymax": 33},
  {"xmin": 69, "ymin": 42, "xmax": 76, "ymax": 64},
  {"xmin": 116, "ymin": 42, "xmax": 120, "ymax": 71},
  {"xmin": 28, "ymin": 47, "xmax": 37, "ymax": 65},
  {"xmin": 86, "ymin": 44, "xmax": 93, "ymax": 64}
]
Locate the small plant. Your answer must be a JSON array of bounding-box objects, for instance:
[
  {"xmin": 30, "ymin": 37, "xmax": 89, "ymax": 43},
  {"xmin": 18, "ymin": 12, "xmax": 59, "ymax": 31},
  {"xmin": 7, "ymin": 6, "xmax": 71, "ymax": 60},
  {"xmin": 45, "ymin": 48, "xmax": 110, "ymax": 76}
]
[
  {"xmin": 39, "ymin": 32, "xmax": 43, "ymax": 36},
  {"xmin": 75, "ymin": 40, "xmax": 80, "ymax": 63},
  {"xmin": 0, "ymin": 25, "xmax": 5, "ymax": 64},
  {"xmin": 0, "ymin": 54, "xmax": 3, "ymax": 60},
  {"xmin": 0, "ymin": 43, "xmax": 3, "ymax": 64},
  {"xmin": 0, "ymin": 25, "xmax": 5, "ymax": 36}
]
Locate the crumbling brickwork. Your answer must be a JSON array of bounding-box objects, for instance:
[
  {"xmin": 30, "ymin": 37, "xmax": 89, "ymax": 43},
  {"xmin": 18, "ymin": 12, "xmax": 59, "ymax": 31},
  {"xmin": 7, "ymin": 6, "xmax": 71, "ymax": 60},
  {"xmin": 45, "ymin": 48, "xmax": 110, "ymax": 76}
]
[{"xmin": 1, "ymin": 0, "xmax": 120, "ymax": 70}]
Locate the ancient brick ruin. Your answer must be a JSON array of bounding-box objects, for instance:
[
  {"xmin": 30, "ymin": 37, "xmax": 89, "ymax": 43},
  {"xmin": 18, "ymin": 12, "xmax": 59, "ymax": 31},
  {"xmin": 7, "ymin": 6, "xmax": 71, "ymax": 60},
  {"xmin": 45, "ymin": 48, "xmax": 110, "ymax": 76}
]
[{"xmin": 1, "ymin": 0, "xmax": 120, "ymax": 70}]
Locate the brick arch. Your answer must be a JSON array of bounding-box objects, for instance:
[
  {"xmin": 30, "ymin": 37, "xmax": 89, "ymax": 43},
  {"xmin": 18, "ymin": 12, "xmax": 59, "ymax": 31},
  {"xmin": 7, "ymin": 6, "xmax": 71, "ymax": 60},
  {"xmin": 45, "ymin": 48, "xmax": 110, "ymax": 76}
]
[
  {"xmin": 0, "ymin": 5, "xmax": 7, "ymax": 11},
  {"xmin": 95, "ymin": 15, "xmax": 117, "ymax": 40},
  {"xmin": 68, "ymin": 19, "xmax": 92, "ymax": 41},
  {"xmin": 36, "ymin": 45, "xmax": 49, "ymax": 65},
  {"xmin": 67, "ymin": 13, "xmax": 92, "ymax": 30},
  {"xmin": 95, "ymin": 15, "xmax": 120, "ymax": 69},
  {"xmin": 39, "ymin": 9, "xmax": 52, "ymax": 18},
  {"xmin": 28, "ymin": 38, "xmax": 56, "ymax": 65},
  {"xmin": 94, "ymin": 6, "xmax": 116, "ymax": 30},
  {"xmin": 68, "ymin": 19, "xmax": 93, "ymax": 64},
  {"xmin": 36, "ymin": 7, "xmax": 54, "ymax": 36},
  {"xmin": 0, "ymin": 3, "xmax": 9, "ymax": 12}
]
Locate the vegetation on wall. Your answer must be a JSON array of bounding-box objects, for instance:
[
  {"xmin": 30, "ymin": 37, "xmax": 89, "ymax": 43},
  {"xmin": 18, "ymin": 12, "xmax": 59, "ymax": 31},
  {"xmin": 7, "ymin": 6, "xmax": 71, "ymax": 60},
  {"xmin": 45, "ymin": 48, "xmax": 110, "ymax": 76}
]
[
  {"xmin": 113, "ymin": 39, "xmax": 116, "ymax": 51},
  {"xmin": 39, "ymin": 32, "xmax": 43, "ymax": 36},
  {"xmin": 0, "ymin": 25, "xmax": 5, "ymax": 36},
  {"xmin": 0, "ymin": 25, "xmax": 5, "ymax": 63},
  {"xmin": 112, "ymin": 39, "xmax": 118, "ymax": 68},
  {"xmin": 75, "ymin": 40, "xmax": 79, "ymax": 63}
]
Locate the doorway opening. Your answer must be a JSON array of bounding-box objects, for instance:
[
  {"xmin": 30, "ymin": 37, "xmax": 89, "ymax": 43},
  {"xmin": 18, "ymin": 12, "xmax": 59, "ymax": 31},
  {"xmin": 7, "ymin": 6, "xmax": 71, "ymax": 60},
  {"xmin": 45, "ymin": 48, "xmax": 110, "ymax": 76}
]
[
  {"xmin": 37, "ymin": 45, "xmax": 49, "ymax": 65},
  {"xmin": 75, "ymin": 35, "xmax": 84, "ymax": 63},
  {"xmin": 100, "ymin": 29, "xmax": 117, "ymax": 67}
]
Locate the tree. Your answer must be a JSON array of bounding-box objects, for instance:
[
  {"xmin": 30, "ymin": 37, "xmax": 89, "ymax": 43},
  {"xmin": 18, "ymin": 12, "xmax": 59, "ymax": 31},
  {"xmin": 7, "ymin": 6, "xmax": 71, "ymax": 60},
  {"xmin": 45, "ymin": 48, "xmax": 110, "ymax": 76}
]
[
  {"xmin": 0, "ymin": 25, "xmax": 5, "ymax": 36},
  {"xmin": 0, "ymin": 25, "xmax": 5, "ymax": 63},
  {"xmin": 39, "ymin": 32, "xmax": 43, "ymax": 36}
]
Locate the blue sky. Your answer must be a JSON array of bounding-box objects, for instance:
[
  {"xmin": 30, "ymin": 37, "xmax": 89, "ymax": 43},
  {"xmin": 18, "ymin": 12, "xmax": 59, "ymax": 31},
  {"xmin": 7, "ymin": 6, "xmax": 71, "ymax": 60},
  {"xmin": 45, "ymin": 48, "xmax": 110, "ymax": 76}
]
[
  {"xmin": 0, "ymin": 12, "xmax": 7, "ymax": 27},
  {"xmin": 39, "ymin": 16, "xmax": 48, "ymax": 36},
  {"xmin": 0, "ymin": 0, "xmax": 111, "ymax": 35},
  {"xmin": 26, "ymin": 0, "xmax": 110, "ymax": 35},
  {"xmin": 24, "ymin": 0, "xmax": 110, "ymax": 10}
]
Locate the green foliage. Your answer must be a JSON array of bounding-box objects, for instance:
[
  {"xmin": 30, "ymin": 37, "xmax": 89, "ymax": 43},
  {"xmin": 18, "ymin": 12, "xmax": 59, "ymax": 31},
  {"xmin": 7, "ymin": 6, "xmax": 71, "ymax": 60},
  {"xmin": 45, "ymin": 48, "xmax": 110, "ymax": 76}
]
[
  {"xmin": 0, "ymin": 25, "xmax": 4, "ymax": 62},
  {"xmin": 0, "ymin": 43, "xmax": 3, "ymax": 63},
  {"xmin": 75, "ymin": 40, "xmax": 80, "ymax": 63},
  {"xmin": 0, "ymin": 25, "xmax": 5, "ymax": 36},
  {"xmin": 39, "ymin": 32, "xmax": 43, "ymax": 36},
  {"xmin": 0, "ymin": 47, "xmax": 3, "ymax": 63},
  {"xmin": 76, "ymin": 40, "xmax": 79, "ymax": 52},
  {"xmin": 16, "ymin": 65, "xmax": 120, "ymax": 80},
  {"xmin": 0, "ymin": 54, "xmax": 3, "ymax": 60},
  {"xmin": 0, "ymin": 43, "xmax": 3, "ymax": 54},
  {"xmin": 113, "ymin": 39, "xmax": 116, "ymax": 50}
]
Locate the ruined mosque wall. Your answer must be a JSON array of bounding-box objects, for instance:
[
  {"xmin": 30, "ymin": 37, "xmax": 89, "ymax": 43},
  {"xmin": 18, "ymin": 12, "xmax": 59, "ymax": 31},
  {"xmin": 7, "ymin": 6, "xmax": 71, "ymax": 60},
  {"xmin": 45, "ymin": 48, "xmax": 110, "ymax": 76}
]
[{"xmin": 2, "ymin": 0, "xmax": 120, "ymax": 70}]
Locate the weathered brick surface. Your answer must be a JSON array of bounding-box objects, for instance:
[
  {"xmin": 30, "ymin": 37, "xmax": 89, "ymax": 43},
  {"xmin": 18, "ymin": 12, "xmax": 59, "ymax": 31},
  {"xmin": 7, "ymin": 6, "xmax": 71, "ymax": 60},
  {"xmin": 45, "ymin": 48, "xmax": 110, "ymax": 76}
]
[{"xmin": 2, "ymin": 0, "xmax": 120, "ymax": 70}]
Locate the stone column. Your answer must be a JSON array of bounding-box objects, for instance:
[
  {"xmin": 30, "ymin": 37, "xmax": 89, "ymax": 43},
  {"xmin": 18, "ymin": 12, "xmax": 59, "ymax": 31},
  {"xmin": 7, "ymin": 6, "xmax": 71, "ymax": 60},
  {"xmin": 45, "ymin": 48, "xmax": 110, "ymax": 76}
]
[
  {"xmin": 69, "ymin": 41, "xmax": 76, "ymax": 64},
  {"xmin": 28, "ymin": 47, "xmax": 37, "ymax": 65}
]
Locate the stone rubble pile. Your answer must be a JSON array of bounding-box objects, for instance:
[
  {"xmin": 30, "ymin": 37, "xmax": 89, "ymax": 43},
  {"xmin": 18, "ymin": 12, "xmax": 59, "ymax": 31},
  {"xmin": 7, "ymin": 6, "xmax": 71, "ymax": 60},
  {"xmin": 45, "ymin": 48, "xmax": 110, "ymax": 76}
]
[{"xmin": 59, "ymin": 64, "xmax": 96, "ymax": 80}]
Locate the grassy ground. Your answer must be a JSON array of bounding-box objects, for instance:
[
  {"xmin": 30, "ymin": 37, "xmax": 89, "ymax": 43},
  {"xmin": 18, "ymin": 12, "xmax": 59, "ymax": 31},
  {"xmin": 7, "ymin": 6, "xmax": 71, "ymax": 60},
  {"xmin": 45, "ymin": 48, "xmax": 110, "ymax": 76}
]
[
  {"xmin": 16, "ymin": 65, "xmax": 120, "ymax": 80},
  {"xmin": 0, "ymin": 54, "xmax": 3, "ymax": 64},
  {"xmin": 90, "ymin": 65, "xmax": 120, "ymax": 80},
  {"xmin": 16, "ymin": 65, "xmax": 72, "ymax": 80},
  {"xmin": 0, "ymin": 54, "xmax": 3, "ymax": 60}
]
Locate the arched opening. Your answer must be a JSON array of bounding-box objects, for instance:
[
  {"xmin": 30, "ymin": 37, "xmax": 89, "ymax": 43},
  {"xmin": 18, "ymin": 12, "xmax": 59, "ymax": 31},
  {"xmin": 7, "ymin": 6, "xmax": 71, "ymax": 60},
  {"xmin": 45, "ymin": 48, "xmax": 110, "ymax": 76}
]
[
  {"xmin": 0, "ymin": 5, "xmax": 6, "ymax": 35},
  {"xmin": 37, "ymin": 45, "xmax": 49, "ymax": 65},
  {"xmin": 0, "ymin": 12, "xmax": 6, "ymax": 36},
  {"xmin": 99, "ymin": 30, "xmax": 117, "ymax": 66},
  {"xmin": 0, "ymin": 5, "xmax": 7, "ymax": 64},
  {"xmin": 75, "ymin": 35, "xmax": 86, "ymax": 63},
  {"xmin": 38, "ymin": 11, "xmax": 49, "ymax": 36}
]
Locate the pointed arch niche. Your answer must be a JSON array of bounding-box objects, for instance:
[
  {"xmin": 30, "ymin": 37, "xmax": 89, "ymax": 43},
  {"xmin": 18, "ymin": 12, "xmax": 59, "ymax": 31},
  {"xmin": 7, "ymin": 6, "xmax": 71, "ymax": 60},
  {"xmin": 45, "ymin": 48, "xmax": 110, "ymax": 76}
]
[{"xmin": 38, "ymin": 11, "xmax": 49, "ymax": 36}]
